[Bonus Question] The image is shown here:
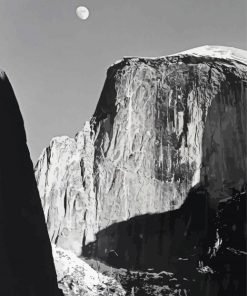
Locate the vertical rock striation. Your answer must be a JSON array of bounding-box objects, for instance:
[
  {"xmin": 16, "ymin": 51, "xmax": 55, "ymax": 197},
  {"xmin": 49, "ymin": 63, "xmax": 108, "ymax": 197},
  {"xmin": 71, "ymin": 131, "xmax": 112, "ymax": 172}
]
[
  {"xmin": 0, "ymin": 71, "xmax": 62, "ymax": 295},
  {"xmin": 36, "ymin": 122, "xmax": 97, "ymax": 256},
  {"xmin": 35, "ymin": 46, "xmax": 247, "ymax": 262}
]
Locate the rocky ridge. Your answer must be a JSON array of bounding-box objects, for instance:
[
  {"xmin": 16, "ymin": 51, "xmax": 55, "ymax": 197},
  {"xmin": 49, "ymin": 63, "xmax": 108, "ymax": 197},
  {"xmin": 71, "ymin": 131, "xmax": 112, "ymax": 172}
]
[{"xmin": 35, "ymin": 46, "xmax": 247, "ymax": 264}]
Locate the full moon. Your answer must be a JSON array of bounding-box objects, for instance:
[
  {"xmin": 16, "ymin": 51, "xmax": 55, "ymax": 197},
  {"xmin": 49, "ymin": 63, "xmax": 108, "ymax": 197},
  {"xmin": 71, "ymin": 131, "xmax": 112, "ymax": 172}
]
[{"xmin": 76, "ymin": 6, "xmax": 89, "ymax": 20}]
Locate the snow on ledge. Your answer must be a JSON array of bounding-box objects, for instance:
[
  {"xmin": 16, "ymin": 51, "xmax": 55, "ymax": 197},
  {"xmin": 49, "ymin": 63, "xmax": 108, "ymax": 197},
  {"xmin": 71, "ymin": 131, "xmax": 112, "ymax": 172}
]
[
  {"xmin": 111, "ymin": 45, "xmax": 247, "ymax": 68},
  {"xmin": 170, "ymin": 45, "xmax": 247, "ymax": 65}
]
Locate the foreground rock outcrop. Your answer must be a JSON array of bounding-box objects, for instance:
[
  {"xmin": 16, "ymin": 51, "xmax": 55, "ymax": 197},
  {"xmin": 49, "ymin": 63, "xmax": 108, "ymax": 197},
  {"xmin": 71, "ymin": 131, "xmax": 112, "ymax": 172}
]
[
  {"xmin": 35, "ymin": 46, "xmax": 247, "ymax": 265},
  {"xmin": 0, "ymin": 71, "xmax": 63, "ymax": 295},
  {"xmin": 52, "ymin": 245, "xmax": 126, "ymax": 296}
]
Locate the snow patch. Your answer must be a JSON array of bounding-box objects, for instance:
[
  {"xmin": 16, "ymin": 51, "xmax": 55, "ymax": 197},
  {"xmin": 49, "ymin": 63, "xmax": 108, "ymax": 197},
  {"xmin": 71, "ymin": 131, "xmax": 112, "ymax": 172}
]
[{"xmin": 171, "ymin": 45, "xmax": 247, "ymax": 65}]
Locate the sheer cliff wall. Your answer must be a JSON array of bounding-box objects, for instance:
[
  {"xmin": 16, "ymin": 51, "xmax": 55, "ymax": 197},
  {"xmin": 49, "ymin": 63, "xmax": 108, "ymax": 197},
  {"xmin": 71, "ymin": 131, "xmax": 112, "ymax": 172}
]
[{"xmin": 35, "ymin": 50, "xmax": 247, "ymax": 259}]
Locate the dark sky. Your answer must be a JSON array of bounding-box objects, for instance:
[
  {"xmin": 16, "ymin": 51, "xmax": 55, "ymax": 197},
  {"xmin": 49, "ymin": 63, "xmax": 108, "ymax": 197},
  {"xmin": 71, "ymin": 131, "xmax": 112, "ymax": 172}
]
[{"xmin": 0, "ymin": 0, "xmax": 246, "ymax": 162}]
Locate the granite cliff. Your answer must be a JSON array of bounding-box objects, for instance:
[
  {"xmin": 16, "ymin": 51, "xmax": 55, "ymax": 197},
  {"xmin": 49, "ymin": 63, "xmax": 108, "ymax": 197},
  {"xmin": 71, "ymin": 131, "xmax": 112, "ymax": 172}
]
[
  {"xmin": 0, "ymin": 71, "xmax": 63, "ymax": 295},
  {"xmin": 35, "ymin": 46, "xmax": 247, "ymax": 269}
]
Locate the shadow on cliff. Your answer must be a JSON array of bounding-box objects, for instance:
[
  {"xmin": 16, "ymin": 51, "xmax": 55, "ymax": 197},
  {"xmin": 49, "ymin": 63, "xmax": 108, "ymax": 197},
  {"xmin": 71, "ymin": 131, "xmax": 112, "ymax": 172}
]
[
  {"xmin": 84, "ymin": 185, "xmax": 246, "ymax": 295},
  {"xmin": 83, "ymin": 184, "xmax": 215, "ymax": 272},
  {"xmin": 0, "ymin": 72, "xmax": 63, "ymax": 296}
]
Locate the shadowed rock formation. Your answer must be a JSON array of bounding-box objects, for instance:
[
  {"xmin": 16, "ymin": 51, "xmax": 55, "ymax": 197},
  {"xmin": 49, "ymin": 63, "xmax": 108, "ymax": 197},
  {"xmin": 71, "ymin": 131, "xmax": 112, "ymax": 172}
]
[
  {"xmin": 83, "ymin": 184, "xmax": 214, "ymax": 270},
  {"xmin": 0, "ymin": 71, "xmax": 63, "ymax": 296},
  {"xmin": 83, "ymin": 185, "xmax": 246, "ymax": 295}
]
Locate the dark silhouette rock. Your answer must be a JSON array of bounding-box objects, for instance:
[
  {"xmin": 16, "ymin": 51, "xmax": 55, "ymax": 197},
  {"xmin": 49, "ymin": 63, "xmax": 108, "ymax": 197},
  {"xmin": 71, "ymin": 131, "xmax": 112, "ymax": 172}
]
[{"xmin": 0, "ymin": 70, "xmax": 63, "ymax": 296}]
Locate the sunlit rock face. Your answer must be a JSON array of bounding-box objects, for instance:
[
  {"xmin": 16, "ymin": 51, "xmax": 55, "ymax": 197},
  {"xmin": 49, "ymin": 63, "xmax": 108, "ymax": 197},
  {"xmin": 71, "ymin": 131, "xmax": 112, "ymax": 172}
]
[
  {"xmin": 35, "ymin": 46, "xmax": 247, "ymax": 256},
  {"xmin": 0, "ymin": 71, "xmax": 62, "ymax": 296},
  {"xmin": 35, "ymin": 123, "xmax": 97, "ymax": 256}
]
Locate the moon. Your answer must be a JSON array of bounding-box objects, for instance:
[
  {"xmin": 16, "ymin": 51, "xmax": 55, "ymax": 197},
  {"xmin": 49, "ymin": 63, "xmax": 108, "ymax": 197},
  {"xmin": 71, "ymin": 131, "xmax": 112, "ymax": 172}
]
[{"xmin": 76, "ymin": 6, "xmax": 90, "ymax": 20}]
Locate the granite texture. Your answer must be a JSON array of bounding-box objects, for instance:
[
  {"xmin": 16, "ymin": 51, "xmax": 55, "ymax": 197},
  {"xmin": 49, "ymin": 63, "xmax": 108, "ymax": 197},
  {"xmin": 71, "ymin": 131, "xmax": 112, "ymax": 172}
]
[{"xmin": 35, "ymin": 46, "xmax": 247, "ymax": 261}]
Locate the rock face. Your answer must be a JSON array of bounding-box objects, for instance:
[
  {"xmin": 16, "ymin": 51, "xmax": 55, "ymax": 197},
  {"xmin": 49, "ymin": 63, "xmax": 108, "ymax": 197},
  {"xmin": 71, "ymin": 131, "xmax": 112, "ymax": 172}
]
[
  {"xmin": 35, "ymin": 46, "xmax": 247, "ymax": 264},
  {"xmin": 0, "ymin": 71, "xmax": 63, "ymax": 295},
  {"xmin": 35, "ymin": 123, "xmax": 97, "ymax": 255}
]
